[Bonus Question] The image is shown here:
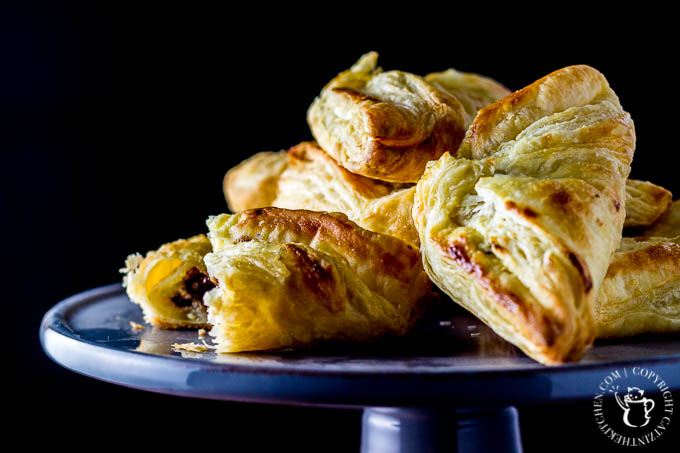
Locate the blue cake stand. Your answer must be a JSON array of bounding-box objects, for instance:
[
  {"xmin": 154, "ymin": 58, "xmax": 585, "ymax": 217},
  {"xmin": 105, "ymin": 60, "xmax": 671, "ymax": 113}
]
[{"xmin": 40, "ymin": 284, "xmax": 680, "ymax": 453}]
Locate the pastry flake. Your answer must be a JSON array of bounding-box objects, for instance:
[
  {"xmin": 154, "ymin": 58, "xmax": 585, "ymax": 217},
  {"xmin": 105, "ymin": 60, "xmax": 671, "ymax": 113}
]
[
  {"xmin": 202, "ymin": 208, "xmax": 434, "ymax": 353},
  {"xmin": 413, "ymin": 65, "xmax": 635, "ymax": 365},
  {"xmin": 307, "ymin": 52, "xmax": 467, "ymax": 183}
]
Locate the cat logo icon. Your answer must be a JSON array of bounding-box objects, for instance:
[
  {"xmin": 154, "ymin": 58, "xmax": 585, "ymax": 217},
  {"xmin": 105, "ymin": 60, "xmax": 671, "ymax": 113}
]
[
  {"xmin": 615, "ymin": 387, "xmax": 655, "ymax": 428},
  {"xmin": 593, "ymin": 367, "xmax": 673, "ymax": 447}
]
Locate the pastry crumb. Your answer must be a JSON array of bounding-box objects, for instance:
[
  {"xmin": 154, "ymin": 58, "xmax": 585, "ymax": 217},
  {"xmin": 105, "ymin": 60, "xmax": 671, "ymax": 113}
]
[
  {"xmin": 129, "ymin": 321, "xmax": 144, "ymax": 330},
  {"xmin": 171, "ymin": 341, "xmax": 215, "ymax": 353},
  {"xmin": 198, "ymin": 328, "xmax": 207, "ymax": 337}
]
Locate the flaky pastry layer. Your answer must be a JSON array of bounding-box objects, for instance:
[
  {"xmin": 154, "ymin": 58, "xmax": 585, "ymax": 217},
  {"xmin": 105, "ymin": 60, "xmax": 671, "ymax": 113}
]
[
  {"xmin": 272, "ymin": 142, "xmax": 419, "ymax": 248},
  {"xmin": 223, "ymin": 150, "xmax": 288, "ymax": 212},
  {"xmin": 203, "ymin": 208, "xmax": 434, "ymax": 353},
  {"xmin": 425, "ymin": 69, "xmax": 511, "ymax": 129},
  {"xmin": 224, "ymin": 148, "xmax": 667, "ymax": 250},
  {"xmin": 414, "ymin": 65, "xmax": 636, "ymax": 365},
  {"xmin": 642, "ymin": 200, "xmax": 680, "ymax": 238},
  {"xmin": 623, "ymin": 180, "xmax": 672, "ymax": 228},
  {"xmin": 596, "ymin": 236, "xmax": 680, "ymax": 337}
]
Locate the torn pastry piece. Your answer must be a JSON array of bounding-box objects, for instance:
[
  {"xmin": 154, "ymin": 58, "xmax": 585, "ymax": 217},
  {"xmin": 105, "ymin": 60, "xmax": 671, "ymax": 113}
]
[
  {"xmin": 223, "ymin": 150, "xmax": 288, "ymax": 212},
  {"xmin": 595, "ymin": 236, "xmax": 680, "ymax": 338},
  {"xmin": 425, "ymin": 69, "xmax": 511, "ymax": 128},
  {"xmin": 642, "ymin": 200, "xmax": 680, "ymax": 238},
  {"xmin": 307, "ymin": 52, "xmax": 467, "ymax": 183},
  {"xmin": 623, "ymin": 179, "xmax": 673, "ymax": 228},
  {"xmin": 203, "ymin": 208, "xmax": 434, "ymax": 353},
  {"xmin": 414, "ymin": 65, "xmax": 635, "ymax": 365},
  {"xmin": 122, "ymin": 235, "xmax": 214, "ymax": 329}
]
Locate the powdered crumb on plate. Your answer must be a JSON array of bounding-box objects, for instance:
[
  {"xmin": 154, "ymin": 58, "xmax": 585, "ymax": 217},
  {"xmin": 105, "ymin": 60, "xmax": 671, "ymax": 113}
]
[
  {"xmin": 198, "ymin": 328, "xmax": 207, "ymax": 337},
  {"xmin": 171, "ymin": 340, "xmax": 215, "ymax": 353},
  {"xmin": 129, "ymin": 321, "xmax": 144, "ymax": 331}
]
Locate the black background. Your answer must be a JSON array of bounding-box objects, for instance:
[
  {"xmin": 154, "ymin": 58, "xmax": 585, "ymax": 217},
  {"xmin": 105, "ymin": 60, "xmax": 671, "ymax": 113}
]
[{"xmin": 3, "ymin": 3, "xmax": 679, "ymax": 452}]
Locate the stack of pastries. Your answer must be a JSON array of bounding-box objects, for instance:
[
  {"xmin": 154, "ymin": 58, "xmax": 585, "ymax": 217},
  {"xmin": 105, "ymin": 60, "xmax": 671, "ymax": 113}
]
[{"xmin": 123, "ymin": 52, "xmax": 679, "ymax": 365}]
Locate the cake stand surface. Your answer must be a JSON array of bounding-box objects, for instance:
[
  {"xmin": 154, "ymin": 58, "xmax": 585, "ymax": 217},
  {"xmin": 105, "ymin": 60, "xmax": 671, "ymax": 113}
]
[{"xmin": 40, "ymin": 284, "xmax": 680, "ymax": 453}]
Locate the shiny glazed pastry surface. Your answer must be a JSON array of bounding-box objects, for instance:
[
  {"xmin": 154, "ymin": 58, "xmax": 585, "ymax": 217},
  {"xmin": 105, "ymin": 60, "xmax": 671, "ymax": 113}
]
[
  {"xmin": 122, "ymin": 235, "xmax": 214, "ymax": 328},
  {"xmin": 307, "ymin": 52, "xmax": 467, "ymax": 183},
  {"xmin": 203, "ymin": 208, "xmax": 434, "ymax": 353},
  {"xmin": 413, "ymin": 65, "xmax": 636, "ymax": 365}
]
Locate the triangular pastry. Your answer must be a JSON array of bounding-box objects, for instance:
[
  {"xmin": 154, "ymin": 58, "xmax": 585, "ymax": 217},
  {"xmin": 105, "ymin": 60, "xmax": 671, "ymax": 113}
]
[{"xmin": 413, "ymin": 65, "xmax": 636, "ymax": 364}]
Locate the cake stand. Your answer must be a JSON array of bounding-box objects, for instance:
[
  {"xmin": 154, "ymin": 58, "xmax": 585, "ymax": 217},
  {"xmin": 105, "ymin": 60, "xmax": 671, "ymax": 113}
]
[{"xmin": 40, "ymin": 284, "xmax": 680, "ymax": 453}]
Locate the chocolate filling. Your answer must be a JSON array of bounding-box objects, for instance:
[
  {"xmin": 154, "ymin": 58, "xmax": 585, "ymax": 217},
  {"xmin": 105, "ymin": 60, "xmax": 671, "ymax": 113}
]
[{"xmin": 171, "ymin": 267, "xmax": 216, "ymax": 308}]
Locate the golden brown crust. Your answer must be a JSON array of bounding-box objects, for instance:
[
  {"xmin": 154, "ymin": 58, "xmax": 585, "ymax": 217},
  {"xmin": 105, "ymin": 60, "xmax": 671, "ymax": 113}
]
[
  {"xmin": 624, "ymin": 179, "xmax": 673, "ymax": 228},
  {"xmin": 414, "ymin": 65, "xmax": 635, "ymax": 365},
  {"xmin": 204, "ymin": 208, "xmax": 434, "ymax": 353},
  {"xmin": 307, "ymin": 52, "xmax": 467, "ymax": 183},
  {"xmin": 459, "ymin": 65, "xmax": 633, "ymax": 165},
  {"xmin": 596, "ymin": 236, "xmax": 680, "ymax": 338},
  {"xmin": 223, "ymin": 151, "xmax": 288, "ymax": 212},
  {"xmin": 209, "ymin": 208, "xmax": 422, "ymax": 282}
]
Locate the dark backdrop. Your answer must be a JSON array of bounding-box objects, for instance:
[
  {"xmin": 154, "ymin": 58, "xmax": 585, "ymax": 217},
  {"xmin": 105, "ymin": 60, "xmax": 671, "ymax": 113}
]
[{"xmin": 3, "ymin": 3, "xmax": 678, "ymax": 452}]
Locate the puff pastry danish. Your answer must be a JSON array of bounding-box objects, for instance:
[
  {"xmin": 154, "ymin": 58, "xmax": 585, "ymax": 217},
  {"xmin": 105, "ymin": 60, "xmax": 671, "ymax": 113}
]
[
  {"xmin": 413, "ymin": 65, "xmax": 635, "ymax": 365},
  {"xmin": 203, "ymin": 208, "xmax": 434, "ymax": 353},
  {"xmin": 424, "ymin": 69, "xmax": 511, "ymax": 128},
  {"xmin": 122, "ymin": 235, "xmax": 213, "ymax": 328},
  {"xmin": 642, "ymin": 200, "xmax": 680, "ymax": 238},
  {"xmin": 223, "ymin": 150, "xmax": 288, "ymax": 213},
  {"xmin": 307, "ymin": 52, "xmax": 467, "ymax": 183},
  {"xmin": 272, "ymin": 142, "xmax": 419, "ymax": 248},
  {"xmin": 595, "ymin": 236, "xmax": 680, "ymax": 338},
  {"xmin": 623, "ymin": 179, "xmax": 673, "ymax": 228}
]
